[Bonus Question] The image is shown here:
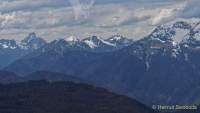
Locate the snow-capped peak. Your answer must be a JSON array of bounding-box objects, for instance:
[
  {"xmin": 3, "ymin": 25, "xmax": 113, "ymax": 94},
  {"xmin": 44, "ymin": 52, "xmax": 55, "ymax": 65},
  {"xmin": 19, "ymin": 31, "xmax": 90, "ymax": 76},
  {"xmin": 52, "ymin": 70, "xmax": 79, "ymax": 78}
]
[
  {"xmin": 99, "ymin": 38, "xmax": 116, "ymax": 47},
  {"xmin": 0, "ymin": 33, "xmax": 46, "ymax": 50},
  {"xmin": 65, "ymin": 36, "xmax": 79, "ymax": 42},
  {"xmin": 83, "ymin": 36, "xmax": 116, "ymax": 49},
  {"xmin": 19, "ymin": 33, "xmax": 47, "ymax": 50},
  {"xmin": 149, "ymin": 20, "xmax": 200, "ymax": 45},
  {"xmin": 106, "ymin": 35, "xmax": 133, "ymax": 46},
  {"xmin": 138, "ymin": 19, "xmax": 200, "ymax": 59},
  {"xmin": 23, "ymin": 32, "xmax": 37, "ymax": 43},
  {"xmin": 83, "ymin": 40, "xmax": 97, "ymax": 48},
  {"xmin": 109, "ymin": 35, "xmax": 122, "ymax": 41},
  {"xmin": 0, "ymin": 39, "xmax": 18, "ymax": 49}
]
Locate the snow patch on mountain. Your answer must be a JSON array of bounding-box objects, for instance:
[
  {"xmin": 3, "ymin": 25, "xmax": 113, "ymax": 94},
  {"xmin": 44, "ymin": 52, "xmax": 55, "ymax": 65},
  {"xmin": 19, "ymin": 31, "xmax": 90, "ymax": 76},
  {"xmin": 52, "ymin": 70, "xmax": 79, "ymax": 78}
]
[
  {"xmin": 106, "ymin": 35, "xmax": 133, "ymax": 47},
  {"xmin": 149, "ymin": 19, "xmax": 200, "ymax": 46},
  {"xmin": 84, "ymin": 40, "xmax": 97, "ymax": 48},
  {"xmin": 82, "ymin": 36, "xmax": 117, "ymax": 49},
  {"xmin": 173, "ymin": 28, "xmax": 190, "ymax": 43},
  {"xmin": 99, "ymin": 38, "xmax": 116, "ymax": 47},
  {"xmin": 194, "ymin": 33, "xmax": 200, "ymax": 40},
  {"xmin": 65, "ymin": 36, "xmax": 79, "ymax": 42},
  {"xmin": 0, "ymin": 40, "xmax": 18, "ymax": 49},
  {"xmin": 25, "ymin": 33, "xmax": 37, "ymax": 43},
  {"xmin": 0, "ymin": 33, "xmax": 47, "ymax": 51},
  {"xmin": 20, "ymin": 33, "xmax": 47, "ymax": 50},
  {"xmin": 2, "ymin": 44, "xmax": 8, "ymax": 48},
  {"xmin": 109, "ymin": 36, "xmax": 122, "ymax": 41}
]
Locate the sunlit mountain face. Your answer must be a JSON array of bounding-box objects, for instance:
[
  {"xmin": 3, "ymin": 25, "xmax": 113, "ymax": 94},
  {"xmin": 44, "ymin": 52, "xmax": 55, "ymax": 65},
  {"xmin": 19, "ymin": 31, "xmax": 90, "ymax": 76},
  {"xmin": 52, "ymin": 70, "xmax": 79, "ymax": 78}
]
[{"xmin": 1, "ymin": 0, "xmax": 200, "ymax": 113}]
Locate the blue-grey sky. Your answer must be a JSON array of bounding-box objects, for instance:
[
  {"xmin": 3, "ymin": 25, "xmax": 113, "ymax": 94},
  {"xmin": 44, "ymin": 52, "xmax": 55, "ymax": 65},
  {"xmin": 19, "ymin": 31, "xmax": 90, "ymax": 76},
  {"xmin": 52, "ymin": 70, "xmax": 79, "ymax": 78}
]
[{"xmin": 0, "ymin": 0, "xmax": 199, "ymax": 41}]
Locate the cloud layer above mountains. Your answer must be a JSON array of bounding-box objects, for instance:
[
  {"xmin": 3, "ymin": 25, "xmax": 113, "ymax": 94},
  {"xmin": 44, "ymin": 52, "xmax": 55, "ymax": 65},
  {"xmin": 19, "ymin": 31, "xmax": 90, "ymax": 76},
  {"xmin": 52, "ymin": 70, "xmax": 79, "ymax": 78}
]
[{"xmin": 0, "ymin": 0, "xmax": 199, "ymax": 41}]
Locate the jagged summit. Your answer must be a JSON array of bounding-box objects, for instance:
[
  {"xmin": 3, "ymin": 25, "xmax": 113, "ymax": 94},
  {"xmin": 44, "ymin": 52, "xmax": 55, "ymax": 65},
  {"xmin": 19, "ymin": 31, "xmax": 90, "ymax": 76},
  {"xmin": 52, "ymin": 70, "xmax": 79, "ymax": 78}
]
[
  {"xmin": 0, "ymin": 33, "xmax": 47, "ymax": 50},
  {"xmin": 120, "ymin": 20, "xmax": 200, "ymax": 65},
  {"xmin": 83, "ymin": 36, "xmax": 116, "ymax": 48},
  {"xmin": 64, "ymin": 36, "xmax": 79, "ymax": 42},
  {"xmin": 20, "ymin": 32, "xmax": 47, "ymax": 50},
  {"xmin": 148, "ymin": 20, "xmax": 200, "ymax": 44},
  {"xmin": 106, "ymin": 35, "xmax": 133, "ymax": 47},
  {"xmin": 41, "ymin": 35, "xmax": 133, "ymax": 53},
  {"xmin": 23, "ymin": 32, "xmax": 37, "ymax": 43}
]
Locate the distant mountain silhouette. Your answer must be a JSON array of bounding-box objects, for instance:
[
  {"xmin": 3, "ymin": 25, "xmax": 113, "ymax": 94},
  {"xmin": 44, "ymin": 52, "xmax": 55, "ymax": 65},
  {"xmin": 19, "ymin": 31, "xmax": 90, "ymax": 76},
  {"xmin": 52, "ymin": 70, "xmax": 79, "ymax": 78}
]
[
  {"xmin": 0, "ymin": 71, "xmax": 88, "ymax": 84},
  {"xmin": 0, "ymin": 80, "xmax": 156, "ymax": 113},
  {"xmin": 0, "ymin": 71, "xmax": 23, "ymax": 84},
  {"xmin": 25, "ymin": 71, "xmax": 88, "ymax": 83}
]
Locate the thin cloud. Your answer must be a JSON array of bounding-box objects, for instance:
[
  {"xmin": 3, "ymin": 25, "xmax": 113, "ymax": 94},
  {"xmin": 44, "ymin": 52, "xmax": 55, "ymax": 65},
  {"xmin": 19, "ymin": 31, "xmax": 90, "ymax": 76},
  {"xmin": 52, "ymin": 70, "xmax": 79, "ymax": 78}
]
[{"xmin": 0, "ymin": 0, "xmax": 199, "ymax": 41}]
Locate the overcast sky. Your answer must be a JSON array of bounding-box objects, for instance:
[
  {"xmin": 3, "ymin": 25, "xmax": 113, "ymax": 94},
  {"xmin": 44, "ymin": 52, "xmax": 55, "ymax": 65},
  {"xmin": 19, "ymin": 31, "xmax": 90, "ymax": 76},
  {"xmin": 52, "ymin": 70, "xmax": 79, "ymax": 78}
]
[{"xmin": 0, "ymin": 0, "xmax": 199, "ymax": 41}]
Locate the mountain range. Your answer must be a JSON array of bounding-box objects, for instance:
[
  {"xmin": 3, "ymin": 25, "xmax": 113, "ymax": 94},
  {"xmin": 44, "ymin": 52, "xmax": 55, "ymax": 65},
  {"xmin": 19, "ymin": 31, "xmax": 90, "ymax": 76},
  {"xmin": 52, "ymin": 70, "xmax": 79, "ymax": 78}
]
[
  {"xmin": 1, "ymin": 20, "xmax": 200, "ymax": 110},
  {"xmin": 0, "ymin": 34, "xmax": 133, "ymax": 69}
]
